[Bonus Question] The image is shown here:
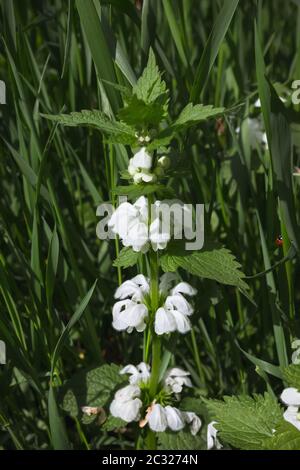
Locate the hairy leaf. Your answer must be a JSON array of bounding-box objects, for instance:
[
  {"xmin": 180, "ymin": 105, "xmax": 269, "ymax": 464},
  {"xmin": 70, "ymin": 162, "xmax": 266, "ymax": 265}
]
[
  {"xmin": 133, "ymin": 49, "xmax": 167, "ymax": 105},
  {"xmin": 282, "ymin": 364, "xmax": 300, "ymax": 389},
  {"xmin": 59, "ymin": 364, "xmax": 125, "ymax": 417},
  {"xmin": 173, "ymin": 103, "xmax": 224, "ymax": 128},
  {"xmin": 42, "ymin": 110, "xmax": 136, "ymax": 144},
  {"xmin": 113, "ymin": 247, "xmax": 141, "ymax": 269},
  {"xmin": 158, "ymin": 430, "xmax": 205, "ymax": 450},
  {"xmin": 206, "ymin": 393, "xmax": 282, "ymax": 450},
  {"xmin": 160, "ymin": 243, "xmax": 248, "ymax": 290}
]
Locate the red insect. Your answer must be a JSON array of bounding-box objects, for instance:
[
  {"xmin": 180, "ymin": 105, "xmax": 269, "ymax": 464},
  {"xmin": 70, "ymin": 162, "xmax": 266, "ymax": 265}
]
[{"xmin": 275, "ymin": 235, "xmax": 283, "ymax": 247}]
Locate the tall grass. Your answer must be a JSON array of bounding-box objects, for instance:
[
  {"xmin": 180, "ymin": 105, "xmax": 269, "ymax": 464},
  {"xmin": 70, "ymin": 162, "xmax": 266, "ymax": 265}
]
[{"xmin": 0, "ymin": 0, "xmax": 299, "ymax": 449}]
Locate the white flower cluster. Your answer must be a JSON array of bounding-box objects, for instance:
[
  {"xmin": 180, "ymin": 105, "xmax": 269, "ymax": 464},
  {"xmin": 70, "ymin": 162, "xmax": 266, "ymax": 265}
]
[
  {"xmin": 110, "ymin": 362, "xmax": 201, "ymax": 435},
  {"xmin": 108, "ymin": 196, "xmax": 186, "ymax": 253},
  {"xmin": 112, "ymin": 273, "xmax": 197, "ymax": 335},
  {"xmin": 128, "ymin": 147, "xmax": 170, "ymax": 184}
]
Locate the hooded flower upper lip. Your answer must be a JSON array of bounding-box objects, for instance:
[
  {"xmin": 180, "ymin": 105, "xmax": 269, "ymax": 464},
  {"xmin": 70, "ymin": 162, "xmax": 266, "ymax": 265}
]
[
  {"xmin": 207, "ymin": 421, "xmax": 222, "ymax": 450},
  {"xmin": 120, "ymin": 362, "xmax": 151, "ymax": 385},
  {"xmin": 154, "ymin": 280, "xmax": 197, "ymax": 335},
  {"xmin": 111, "ymin": 273, "xmax": 196, "ymax": 335},
  {"xmin": 109, "ymin": 384, "xmax": 142, "ymax": 422},
  {"xmin": 280, "ymin": 387, "xmax": 300, "ymax": 431},
  {"xmin": 128, "ymin": 147, "xmax": 157, "ymax": 184},
  {"xmin": 163, "ymin": 367, "xmax": 192, "ymax": 394}
]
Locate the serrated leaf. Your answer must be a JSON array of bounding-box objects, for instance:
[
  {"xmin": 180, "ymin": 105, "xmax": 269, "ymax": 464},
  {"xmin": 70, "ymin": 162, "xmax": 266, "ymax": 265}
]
[
  {"xmin": 282, "ymin": 364, "xmax": 300, "ymax": 389},
  {"xmin": 160, "ymin": 242, "xmax": 248, "ymax": 290},
  {"xmin": 173, "ymin": 103, "xmax": 224, "ymax": 129},
  {"xmin": 59, "ymin": 364, "xmax": 125, "ymax": 417},
  {"xmin": 206, "ymin": 393, "xmax": 282, "ymax": 450},
  {"xmin": 133, "ymin": 49, "xmax": 167, "ymax": 105},
  {"xmin": 266, "ymin": 420, "xmax": 300, "ymax": 450},
  {"xmin": 42, "ymin": 110, "xmax": 136, "ymax": 144},
  {"xmin": 158, "ymin": 430, "xmax": 205, "ymax": 450},
  {"xmin": 113, "ymin": 247, "xmax": 141, "ymax": 269},
  {"xmin": 118, "ymin": 95, "xmax": 166, "ymax": 127}
]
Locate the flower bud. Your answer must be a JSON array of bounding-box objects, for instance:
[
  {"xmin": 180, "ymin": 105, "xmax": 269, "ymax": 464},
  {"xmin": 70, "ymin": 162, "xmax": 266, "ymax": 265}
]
[{"xmin": 158, "ymin": 156, "xmax": 170, "ymax": 169}]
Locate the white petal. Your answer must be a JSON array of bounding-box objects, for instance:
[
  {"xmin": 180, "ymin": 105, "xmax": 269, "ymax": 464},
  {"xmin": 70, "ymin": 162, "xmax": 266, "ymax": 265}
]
[
  {"xmin": 184, "ymin": 412, "xmax": 202, "ymax": 435},
  {"xmin": 165, "ymin": 294, "xmax": 193, "ymax": 316},
  {"xmin": 207, "ymin": 421, "xmax": 222, "ymax": 450},
  {"xmin": 131, "ymin": 275, "xmax": 150, "ymax": 294},
  {"xmin": 114, "ymin": 384, "xmax": 140, "ymax": 402},
  {"xmin": 131, "ymin": 147, "xmax": 152, "ymax": 170},
  {"xmin": 126, "ymin": 303, "xmax": 148, "ymax": 330},
  {"xmin": 112, "ymin": 300, "xmax": 132, "ymax": 331},
  {"xmin": 114, "ymin": 280, "xmax": 143, "ymax": 300},
  {"xmin": 170, "ymin": 309, "xmax": 191, "ymax": 334},
  {"xmin": 149, "ymin": 217, "xmax": 171, "ymax": 249},
  {"xmin": 164, "ymin": 406, "xmax": 185, "ymax": 431},
  {"xmin": 110, "ymin": 397, "xmax": 142, "ymax": 422},
  {"xmin": 137, "ymin": 362, "xmax": 151, "ymax": 382},
  {"xmin": 280, "ymin": 388, "xmax": 300, "ymax": 406},
  {"xmin": 171, "ymin": 282, "xmax": 197, "ymax": 297},
  {"xmin": 148, "ymin": 404, "xmax": 167, "ymax": 432},
  {"xmin": 154, "ymin": 307, "xmax": 176, "ymax": 335},
  {"xmin": 283, "ymin": 406, "xmax": 300, "ymax": 431},
  {"xmin": 165, "ymin": 367, "xmax": 191, "ymax": 378}
]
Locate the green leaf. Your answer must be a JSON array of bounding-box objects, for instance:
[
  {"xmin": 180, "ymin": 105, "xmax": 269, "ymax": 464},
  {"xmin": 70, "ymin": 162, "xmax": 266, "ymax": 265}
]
[
  {"xmin": 48, "ymin": 386, "xmax": 70, "ymax": 450},
  {"xmin": 205, "ymin": 393, "xmax": 282, "ymax": 450},
  {"xmin": 160, "ymin": 243, "xmax": 248, "ymax": 290},
  {"xmin": 102, "ymin": 415, "xmax": 126, "ymax": 432},
  {"xmin": 46, "ymin": 225, "xmax": 59, "ymax": 312},
  {"xmin": 75, "ymin": 0, "xmax": 121, "ymax": 113},
  {"xmin": 173, "ymin": 103, "xmax": 224, "ymax": 129},
  {"xmin": 282, "ymin": 364, "xmax": 300, "ymax": 389},
  {"xmin": 190, "ymin": 0, "xmax": 239, "ymax": 102},
  {"xmin": 42, "ymin": 110, "xmax": 136, "ymax": 144},
  {"xmin": 59, "ymin": 364, "xmax": 125, "ymax": 417},
  {"xmin": 133, "ymin": 49, "xmax": 167, "ymax": 105},
  {"xmin": 118, "ymin": 95, "xmax": 166, "ymax": 127},
  {"xmin": 266, "ymin": 420, "xmax": 300, "ymax": 450},
  {"xmin": 113, "ymin": 247, "xmax": 141, "ymax": 269},
  {"xmin": 158, "ymin": 430, "xmax": 205, "ymax": 450}
]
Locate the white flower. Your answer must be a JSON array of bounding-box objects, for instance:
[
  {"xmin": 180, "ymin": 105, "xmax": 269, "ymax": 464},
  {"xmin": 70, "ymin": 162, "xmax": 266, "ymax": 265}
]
[
  {"xmin": 154, "ymin": 281, "xmax": 197, "ymax": 335},
  {"xmin": 120, "ymin": 362, "xmax": 151, "ymax": 385},
  {"xmin": 112, "ymin": 299, "xmax": 148, "ymax": 333},
  {"xmin": 148, "ymin": 404, "xmax": 168, "ymax": 432},
  {"xmin": 163, "ymin": 368, "xmax": 192, "ymax": 394},
  {"xmin": 247, "ymin": 118, "xmax": 268, "ymax": 149},
  {"xmin": 183, "ymin": 411, "xmax": 202, "ymax": 435},
  {"xmin": 146, "ymin": 403, "xmax": 200, "ymax": 434},
  {"xmin": 207, "ymin": 421, "xmax": 222, "ymax": 450},
  {"xmin": 236, "ymin": 118, "xmax": 268, "ymax": 150},
  {"xmin": 164, "ymin": 406, "xmax": 185, "ymax": 431},
  {"xmin": 157, "ymin": 156, "xmax": 170, "ymax": 169},
  {"xmin": 280, "ymin": 388, "xmax": 300, "ymax": 431},
  {"xmin": 81, "ymin": 406, "xmax": 102, "ymax": 416},
  {"xmin": 108, "ymin": 196, "xmax": 149, "ymax": 252},
  {"xmin": 112, "ymin": 275, "xmax": 149, "ymax": 333},
  {"xmin": 128, "ymin": 147, "xmax": 156, "ymax": 183},
  {"xmin": 110, "ymin": 384, "xmax": 142, "ymax": 422},
  {"xmin": 291, "ymin": 339, "xmax": 300, "ymax": 365}
]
